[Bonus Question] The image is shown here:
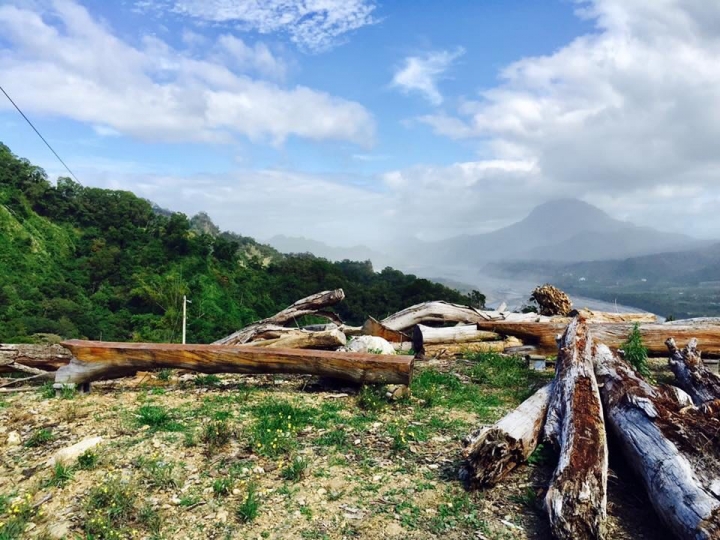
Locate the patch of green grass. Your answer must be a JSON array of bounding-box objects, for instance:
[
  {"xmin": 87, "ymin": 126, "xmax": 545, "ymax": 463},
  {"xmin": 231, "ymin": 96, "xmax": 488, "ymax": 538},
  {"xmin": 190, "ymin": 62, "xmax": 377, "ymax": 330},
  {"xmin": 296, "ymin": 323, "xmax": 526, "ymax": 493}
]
[
  {"xmin": 201, "ymin": 420, "xmax": 233, "ymax": 450},
  {"xmin": 38, "ymin": 382, "xmax": 55, "ymax": 399},
  {"xmin": 157, "ymin": 369, "xmax": 174, "ymax": 381},
  {"xmin": 235, "ymin": 483, "xmax": 260, "ymax": 523},
  {"xmin": 194, "ymin": 374, "xmax": 221, "ymax": 387},
  {"xmin": 0, "ymin": 493, "xmax": 37, "ymax": 540},
  {"xmin": 25, "ymin": 428, "xmax": 53, "ymax": 448},
  {"xmin": 212, "ymin": 477, "xmax": 233, "ymax": 497},
  {"xmin": 138, "ymin": 503, "xmax": 163, "ymax": 535},
  {"xmin": 411, "ymin": 369, "xmax": 501, "ymax": 415},
  {"xmin": 135, "ymin": 404, "xmax": 184, "ymax": 432},
  {"xmin": 316, "ymin": 429, "xmax": 349, "ymax": 450},
  {"xmin": 83, "ymin": 476, "xmax": 136, "ymax": 539},
  {"xmin": 429, "ymin": 490, "xmax": 483, "ymax": 534},
  {"xmin": 386, "ymin": 421, "xmax": 427, "ymax": 453},
  {"xmin": 249, "ymin": 400, "xmax": 316, "ymax": 457},
  {"xmin": 465, "ymin": 352, "xmax": 550, "ymax": 400},
  {"xmin": 59, "ymin": 386, "xmax": 77, "ymax": 400},
  {"xmin": 78, "ymin": 450, "xmax": 99, "ymax": 470},
  {"xmin": 46, "ymin": 462, "xmax": 74, "ymax": 487},
  {"xmin": 178, "ymin": 492, "xmax": 202, "ymax": 508},
  {"xmin": 281, "ymin": 455, "xmax": 308, "ymax": 482},
  {"xmin": 527, "ymin": 443, "xmax": 553, "ymax": 466},
  {"xmin": 510, "ymin": 486, "xmax": 538, "ymax": 509},
  {"xmin": 136, "ymin": 457, "xmax": 179, "ymax": 490},
  {"xmin": 357, "ymin": 385, "xmax": 388, "ymax": 411}
]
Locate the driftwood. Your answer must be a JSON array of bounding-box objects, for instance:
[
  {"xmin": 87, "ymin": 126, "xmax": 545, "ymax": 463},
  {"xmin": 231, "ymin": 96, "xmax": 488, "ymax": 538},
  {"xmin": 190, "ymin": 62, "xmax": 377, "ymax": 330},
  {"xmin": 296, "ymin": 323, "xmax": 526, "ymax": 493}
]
[
  {"xmin": 380, "ymin": 301, "xmax": 487, "ymax": 332},
  {"xmin": 531, "ymin": 284, "xmax": 572, "ymax": 316},
  {"xmin": 544, "ymin": 317, "xmax": 608, "ymax": 540},
  {"xmin": 462, "ymin": 383, "xmax": 551, "ymax": 487},
  {"xmin": 421, "ymin": 337, "xmax": 522, "ymax": 359},
  {"xmin": 242, "ymin": 327, "xmax": 347, "ymax": 350},
  {"xmin": 57, "ymin": 341, "xmax": 413, "ymax": 386},
  {"xmin": 476, "ymin": 320, "xmax": 720, "ymax": 357},
  {"xmin": 214, "ymin": 289, "xmax": 345, "ymax": 345},
  {"xmin": 666, "ymin": 338, "xmax": 720, "ymax": 407},
  {"xmin": 568, "ymin": 309, "xmax": 657, "ymax": 324},
  {"xmin": 594, "ymin": 343, "xmax": 720, "ymax": 540},
  {"xmin": 361, "ymin": 316, "xmax": 410, "ymax": 343},
  {"xmin": 412, "ymin": 324, "xmax": 499, "ymax": 353},
  {"xmin": 0, "ymin": 344, "xmax": 72, "ymax": 373}
]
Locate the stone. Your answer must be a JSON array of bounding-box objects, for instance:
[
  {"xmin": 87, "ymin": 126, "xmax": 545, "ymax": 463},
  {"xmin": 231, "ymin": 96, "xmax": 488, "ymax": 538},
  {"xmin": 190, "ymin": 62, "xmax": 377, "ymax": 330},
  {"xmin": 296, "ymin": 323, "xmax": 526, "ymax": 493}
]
[
  {"xmin": 46, "ymin": 521, "xmax": 72, "ymax": 539},
  {"xmin": 46, "ymin": 436, "xmax": 102, "ymax": 467},
  {"xmin": 216, "ymin": 509, "xmax": 229, "ymax": 523},
  {"xmin": 7, "ymin": 431, "xmax": 21, "ymax": 446}
]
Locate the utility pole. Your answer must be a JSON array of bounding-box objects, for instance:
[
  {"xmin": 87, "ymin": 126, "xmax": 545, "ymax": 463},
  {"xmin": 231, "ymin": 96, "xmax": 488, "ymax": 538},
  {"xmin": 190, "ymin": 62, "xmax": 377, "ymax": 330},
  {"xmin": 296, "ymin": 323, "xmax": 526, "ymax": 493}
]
[{"xmin": 182, "ymin": 295, "xmax": 192, "ymax": 344}]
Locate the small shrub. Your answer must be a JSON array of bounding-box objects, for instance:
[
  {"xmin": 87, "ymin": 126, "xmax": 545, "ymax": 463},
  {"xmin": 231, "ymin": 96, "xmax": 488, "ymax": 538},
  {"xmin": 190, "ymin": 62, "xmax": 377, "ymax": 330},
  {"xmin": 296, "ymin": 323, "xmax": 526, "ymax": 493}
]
[
  {"xmin": 78, "ymin": 450, "xmax": 99, "ymax": 470},
  {"xmin": 281, "ymin": 456, "xmax": 308, "ymax": 482},
  {"xmin": 236, "ymin": 483, "xmax": 259, "ymax": 523},
  {"xmin": 25, "ymin": 428, "xmax": 53, "ymax": 448},
  {"xmin": 623, "ymin": 323, "xmax": 650, "ymax": 378}
]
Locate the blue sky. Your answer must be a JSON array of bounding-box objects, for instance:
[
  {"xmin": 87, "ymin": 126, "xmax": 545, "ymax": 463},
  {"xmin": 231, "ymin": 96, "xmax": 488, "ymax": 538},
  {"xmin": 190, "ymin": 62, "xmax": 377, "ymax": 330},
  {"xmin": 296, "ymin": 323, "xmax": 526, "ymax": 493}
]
[{"xmin": 2, "ymin": 0, "xmax": 720, "ymax": 244}]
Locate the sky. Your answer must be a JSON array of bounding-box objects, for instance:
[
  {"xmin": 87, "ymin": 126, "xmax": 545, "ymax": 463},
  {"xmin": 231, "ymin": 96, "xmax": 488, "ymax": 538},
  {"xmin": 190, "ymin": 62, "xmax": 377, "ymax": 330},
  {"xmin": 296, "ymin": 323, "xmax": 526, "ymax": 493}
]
[{"xmin": 2, "ymin": 0, "xmax": 720, "ymax": 246}]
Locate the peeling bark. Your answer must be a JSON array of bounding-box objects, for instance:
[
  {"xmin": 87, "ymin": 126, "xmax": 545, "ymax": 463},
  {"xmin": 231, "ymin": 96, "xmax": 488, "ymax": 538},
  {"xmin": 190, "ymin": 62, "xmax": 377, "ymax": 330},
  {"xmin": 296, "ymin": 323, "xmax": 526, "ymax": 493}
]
[{"xmin": 667, "ymin": 338, "xmax": 720, "ymax": 406}]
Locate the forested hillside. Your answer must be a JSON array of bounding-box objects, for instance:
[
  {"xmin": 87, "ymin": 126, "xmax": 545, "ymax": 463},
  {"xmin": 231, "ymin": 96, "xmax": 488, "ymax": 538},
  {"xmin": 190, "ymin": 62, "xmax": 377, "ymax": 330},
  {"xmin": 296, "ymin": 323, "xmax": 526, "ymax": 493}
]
[{"xmin": 0, "ymin": 143, "xmax": 476, "ymax": 344}]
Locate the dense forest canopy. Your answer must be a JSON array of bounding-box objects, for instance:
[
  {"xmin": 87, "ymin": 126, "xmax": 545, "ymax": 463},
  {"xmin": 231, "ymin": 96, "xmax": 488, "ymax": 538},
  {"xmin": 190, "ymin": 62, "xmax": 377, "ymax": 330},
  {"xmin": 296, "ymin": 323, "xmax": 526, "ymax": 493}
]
[{"xmin": 0, "ymin": 142, "xmax": 482, "ymax": 344}]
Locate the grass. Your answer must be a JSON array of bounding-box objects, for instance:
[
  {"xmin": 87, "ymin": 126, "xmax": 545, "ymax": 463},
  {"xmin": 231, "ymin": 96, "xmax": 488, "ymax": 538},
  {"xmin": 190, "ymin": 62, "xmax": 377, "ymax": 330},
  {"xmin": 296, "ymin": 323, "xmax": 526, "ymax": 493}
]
[
  {"xmin": 281, "ymin": 455, "xmax": 308, "ymax": 482},
  {"xmin": 201, "ymin": 420, "xmax": 232, "ymax": 450},
  {"xmin": 411, "ymin": 369, "xmax": 501, "ymax": 415},
  {"xmin": 0, "ymin": 493, "xmax": 37, "ymax": 540},
  {"xmin": 235, "ymin": 483, "xmax": 260, "ymax": 523},
  {"xmin": 135, "ymin": 404, "xmax": 184, "ymax": 432},
  {"xmin": 24, "ymin": 428, "xmax": 53, "ymax": 447},
  {"xmin": 78, "ymin": 449, "xmax": 99, "ymax": 470},
  {"xmin": 249, "ymin": 400, "xmax": 318, "ymax": 457},
  {"xmin": 46, "ymin": 462, "xmax": 74, "ymax": 487},
  {"xmin": 135, "ymin": 457, "xmax": 178, "ymax": 490},
  {"xmin": 212, "ymin": 477, "xmax": 233, "ymax": 497},
  {"xmin": 83, "ymin": 476, "xmax": 137, "ymax": 539},
  {"xmin": 194, "ymin": 374, "xmax": 221, "ymax": 387}
]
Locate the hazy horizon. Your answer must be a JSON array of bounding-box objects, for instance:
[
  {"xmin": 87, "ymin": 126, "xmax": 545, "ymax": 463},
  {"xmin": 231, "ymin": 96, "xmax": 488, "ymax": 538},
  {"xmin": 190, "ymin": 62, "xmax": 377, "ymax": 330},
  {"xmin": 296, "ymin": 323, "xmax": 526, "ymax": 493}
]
[{"xmin": 3, "ymin": 1, "xmax": 720, "ymax": 246}]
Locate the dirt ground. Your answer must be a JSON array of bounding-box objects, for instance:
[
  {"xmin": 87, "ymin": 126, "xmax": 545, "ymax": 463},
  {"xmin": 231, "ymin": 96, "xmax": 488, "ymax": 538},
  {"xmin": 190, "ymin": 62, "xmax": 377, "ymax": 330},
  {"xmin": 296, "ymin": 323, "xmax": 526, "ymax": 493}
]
[{"xmin": 0, "ymin": 356, "xmax": 675, "ymax": 539}]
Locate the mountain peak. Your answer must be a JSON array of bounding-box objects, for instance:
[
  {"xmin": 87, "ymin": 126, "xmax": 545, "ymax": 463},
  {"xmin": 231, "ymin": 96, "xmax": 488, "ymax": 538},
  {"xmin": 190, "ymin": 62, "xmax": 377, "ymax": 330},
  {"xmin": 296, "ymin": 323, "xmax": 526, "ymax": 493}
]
[{"xmin": 525, "ymin": 198, "xmax": 614, "ymax": 225}]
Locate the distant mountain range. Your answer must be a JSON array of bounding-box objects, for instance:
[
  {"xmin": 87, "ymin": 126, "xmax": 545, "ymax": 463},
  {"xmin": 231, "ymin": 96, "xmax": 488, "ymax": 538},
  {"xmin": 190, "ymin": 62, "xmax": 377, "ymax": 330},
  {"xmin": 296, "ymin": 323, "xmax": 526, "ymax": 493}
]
[
  {"xmin": 267, "ymin": 235, "xmax": 387, "ymax": 265},
  {"xmin": 413, "ymin": 198, "xmax": 708, "ymax": 266}
]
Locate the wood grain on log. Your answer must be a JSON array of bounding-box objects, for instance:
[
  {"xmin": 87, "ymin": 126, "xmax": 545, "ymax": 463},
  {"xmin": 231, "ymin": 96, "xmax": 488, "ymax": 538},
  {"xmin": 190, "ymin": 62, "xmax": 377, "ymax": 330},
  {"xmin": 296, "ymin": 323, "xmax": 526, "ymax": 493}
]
[
  {"xmin": 243, "ymin": 327, "xmax": 347, "ymax": 350},
  {"xmin": 0, "ymin": 344, "xmax": 73, "ymax": 373},
  {"xmin": 463, "ymin": 383, "xmax": 551, "ymax": 487},
  {"xmin": 214, "ymin": 289, "xmax": 345, "ymax": 345},
  {"xmin": 421, "ymin": 337, "xmax": 522, "ymax": 359},
  {"xmin": 544, "ymin": 317, "xmax": 608, "ymax": 540},
  {"xmin": 666, "ymin": 338, "xmax": 720, "ymax": 406},
  {"xmin": 476, "ymin": 320, "xmax": 720, "ymax": 357},
  {"xmin": 568, "ymin": 309, "xmax": 657, "ymax": 323},
  {"xmin": 57, "ymin": 340, "xmax": 413, "ymax": 386},
  {"xmin": 361, "ymin": 316, "xmax": 410, "ymax": 343},
  {"xmin": 594, "ymin": 343, "xmax": 720, "ymax": 540},
  {"xmin": 412, "ymin": 324, "xmax": 499, "ymax": 353},
  {"xmin": 380, "ymin": 301, "xmax": 487, "ymax": 332}
]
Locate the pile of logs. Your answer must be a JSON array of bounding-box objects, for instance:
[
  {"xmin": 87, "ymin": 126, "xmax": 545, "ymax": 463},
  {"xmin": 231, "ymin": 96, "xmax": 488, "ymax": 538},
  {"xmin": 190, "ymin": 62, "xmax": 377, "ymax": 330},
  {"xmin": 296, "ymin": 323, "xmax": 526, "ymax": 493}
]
[{"xmin": 462, "ymin": 315, "xmax": 720, "ymax": 540}]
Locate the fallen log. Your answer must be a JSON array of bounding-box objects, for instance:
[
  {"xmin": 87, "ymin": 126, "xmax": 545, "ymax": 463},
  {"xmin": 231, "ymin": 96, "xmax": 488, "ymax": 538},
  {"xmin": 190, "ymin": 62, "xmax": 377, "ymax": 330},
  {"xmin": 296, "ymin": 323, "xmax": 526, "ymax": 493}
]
[
  {"xmin": 57, "ymin": 340, "xmax": 413, "ymax": 386},
  {"xmin": 361, "ymin": 316, "xmax": 410, "ymax": 343},
  {"xmin": 476, "ymin": 320, "xmax": 720, "ymax": 357},
  {"xmin": 380, "ymin": 301, "xmax": 486, "ymax": 332},
  {"xmin": 0, "ymin": 343, "xmax": 72, "ymax": 373},
  {"xmin": 666, "ymin": 338, "xmax": 720, "ymax": 406},
  {"xmin": 242, "ymin": 327, "xmax": 347, "ymax": 350},
  {"xmin": 462, "ymin": 383, "xmax": 551, "ymax": 487},
  {"xmin": 544, "ymin": 317, "xmax": 608, "ymax": 540},
  {"xmin": 568, "ymin": 309, "xmax": 657, "ymax": 324},
  {"xmin": 412, "ymin": 324, "xmax": 499, "ymax": 353},
  {"xmin": 594, "ymin": 343, "xmax": 720, "ymax": 540},
  {"xmin": 421, "ymin": 337, "xmax": 522, "ymax": 359},
  {"xmin": 214, "ymin": 289, "xmax": 345, "ymax": 345}
]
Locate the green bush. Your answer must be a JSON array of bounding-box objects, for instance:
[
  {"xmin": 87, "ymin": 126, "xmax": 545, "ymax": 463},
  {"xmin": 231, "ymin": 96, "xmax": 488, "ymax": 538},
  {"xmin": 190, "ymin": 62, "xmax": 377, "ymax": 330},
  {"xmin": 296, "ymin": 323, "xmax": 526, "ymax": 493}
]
[{"xmin": 623, "ymin": 323, "xmax": 650, "ymax": 378}]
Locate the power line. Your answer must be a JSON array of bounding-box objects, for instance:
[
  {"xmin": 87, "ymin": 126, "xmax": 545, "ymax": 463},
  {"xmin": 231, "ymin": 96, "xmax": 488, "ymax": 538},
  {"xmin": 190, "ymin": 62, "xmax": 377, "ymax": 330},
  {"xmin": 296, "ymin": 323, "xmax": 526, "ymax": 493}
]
[{"xmin": 0, "ymin": 84, "xmax": 80, "ymax": 183}]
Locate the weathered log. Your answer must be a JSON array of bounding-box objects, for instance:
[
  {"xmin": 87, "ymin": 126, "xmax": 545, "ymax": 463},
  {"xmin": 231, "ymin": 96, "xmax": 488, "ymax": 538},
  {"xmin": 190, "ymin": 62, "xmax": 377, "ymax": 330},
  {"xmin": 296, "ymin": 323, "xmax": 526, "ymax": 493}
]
[
  {"xmin": 214, "ymin": 289, "xmax": 345, "ymax": 345},
  {"xmin": 0, "ymin": 344, "xmax": 72, "ymax": 373},
  {"xmin": 380, "ymin": 301, "xmax": 488, "ymax": 332},
  {"xmin": 568, "ymin": 309, "xmax": 657, "ymax": 323},
  {"xmin": 476, "ymin": 320, "xmax": 720, "ymax": 357},
  {"xmin": 57, "ymin": 340, "xmax": 413, "ymax": 386},
  {"xmin": 361, "ymin": 316, "xmax": 410, "ymax": 343},
  {"xmin": 242, "ymin": 327, "xmax": 347, "ymax": 350},
  {"xmin": 412, "ymin": 324, "xmax": 499, "ymax": 353},
  {"xmin": 544, "ymin": 317, "xmax": 608, "ymax": 540},
  {"xmin": 421, "ymin": 337, "xmax": 522, "ymax": 359},
  {"xmin": 462, "ymin": 383, "xmax": 551, "ymax": 487},
  {"xmin": 666, "ymin": 338, "xmax": 720, "ymax": 406},
  {"xmin": 594, "ymin": 343, "xmax": 720, "ymax": 540}
]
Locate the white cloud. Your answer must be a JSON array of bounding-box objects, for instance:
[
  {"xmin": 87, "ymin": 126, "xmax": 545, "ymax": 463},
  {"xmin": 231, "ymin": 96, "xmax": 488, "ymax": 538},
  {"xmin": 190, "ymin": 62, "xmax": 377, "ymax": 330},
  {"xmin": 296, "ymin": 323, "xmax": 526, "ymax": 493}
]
[
  {"xmin": 391, "ymin": 48, "xmax": 465, "ymax": 105},
  {"xmin": 137, "ymin": 0, "xmax": 378, "ymax": 52},
  {"xmin": 0, "ymin": 0, "xmax": 374, "ymax": 146}
]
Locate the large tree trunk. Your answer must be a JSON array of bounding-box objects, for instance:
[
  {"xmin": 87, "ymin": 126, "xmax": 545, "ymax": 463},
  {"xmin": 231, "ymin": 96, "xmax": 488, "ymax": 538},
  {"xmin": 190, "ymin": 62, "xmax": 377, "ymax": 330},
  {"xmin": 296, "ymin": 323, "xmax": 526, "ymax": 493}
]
[
  {"xmin": 412, "ymin": 324, "xmax": 499, "ymax": 352},
  {"xmin": 243, "ymin": 327, "xmax": 347, "ymax": 349},
  {"xmin": 0, "ymin": 344, "xmax": 72, "ymax": 373},
  {"xmin": 360, "ymin": 316, "xmax": 411, "ymax": 343},
  {"xmin": 568, "ymin": 309, "xmax": 657, "ymax": 324},
  {"xmin": 475, "ymin": 320, "xmax": 720, "ymax": 357},
  {"xmin": 57, "ymin": 340, "xmax": 413, "ymax": 386},
  {"xmin": 544, "ymin": 317, "xmax": 608, "ymax": 540},
  {"xmin": 420, "ymin": 337, "xmax": 522, "ymax": 359},
  {"xmin": 462, "ymin": 383, "xmax": 551, "ymax": 487},
  {"xmin": 214, "ymin": 289, "xmax": 346, "ymax": 345},
  {"xmin": 666, "ymin": 337, "xmax": 720, "ymax": 406},
  {"xmin": 380, "ymin": 301, "xmax": 488, "ymax": 332},
  {"xmin": 594, "ymin": 343, "xmax": 720, "ymax": 540}
]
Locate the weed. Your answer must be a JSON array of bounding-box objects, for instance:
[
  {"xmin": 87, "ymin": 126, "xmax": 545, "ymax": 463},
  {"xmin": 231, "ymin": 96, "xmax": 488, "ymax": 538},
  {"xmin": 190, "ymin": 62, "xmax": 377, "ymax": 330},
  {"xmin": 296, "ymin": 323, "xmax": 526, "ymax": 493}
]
[
  {"xmin": 78, "ymin": 449, "xmax": 99, "ymax": 470},
  {"xmin": 430, "ymin": 490, "xmax": 482, "ymax": 533},
  {"xmin": 357, "ymin": 385, "xmax": 387, "ymax": 411},
  {"xmin": 25, "ymin": 428, "xmax": 53, "ymax": 448},
  {"xmin": 179, "ymin": 492, "xmax": 202, "ymax": 507},
  {"xmin": 0, "ymin": 493, "xmax": 37, "ymax": 539},
  {"xmin": 38, "ymin": 382, "xmax": 55, "ymax": 399},
  {"xmin": 46, "ymin": 462, "xmax": 74, "ymax": 487},
  {"xmin": 195, "ymin": 374, "xmax": 221, "ymax": 387},
  {"xmin": 316, "ymin": 429, "xmax": 348, "ymax": 450},
  {"xmin": 136, "ymin": 404, "xmax": 184, "ymax": 432},
  {"xmin": 157, "ymin": 369, "xmax": 174, "ymax": 381},
  {"xmin": 136, "ymin": 457, "xmax": 178, "ymax": 490},
  {"xmin": 138, "ymin": 503, "xmax": 163, "ymax": 535},
  {"xmin": 623, "ymin": 323, "xmax": 650, "ymax": 378},
  {"xmin": 213, "ymin": 477, "xmax": 233, "ymax": 497},
  {"xmin": 201, "ymin": 420, "xmax": 232, "ymax": 450},
  {"xmin": 235, "ymin": 483, "xmax": 259, "ymax": 523},
  {"xmin": 250, "ymin": 400, "xmax": 315, "ymax": 457},
  {"xmin": 510, "ymin": 486, "xmax": 538, "ymax": 509},
  {"xmin": 183, "ymin": 430, "xmax": 198, "ymax": 448},
  {"xmin": 386, "ymin": 421, "xmax": 427, "ymax": 453},
  {"xmin": 60, "ymin": 386, "xmax": 77, "ymax": 400},
  {"xmin": 527, "ymin": 443, "xmax": 553, "ymax": 466},
  {"xmin": 83, "ymin": 476, "xmax": 136, "ymax": 539},
  {"xmin": 281, "ymin": 455, "xmax": 308, "ymax": 482}
]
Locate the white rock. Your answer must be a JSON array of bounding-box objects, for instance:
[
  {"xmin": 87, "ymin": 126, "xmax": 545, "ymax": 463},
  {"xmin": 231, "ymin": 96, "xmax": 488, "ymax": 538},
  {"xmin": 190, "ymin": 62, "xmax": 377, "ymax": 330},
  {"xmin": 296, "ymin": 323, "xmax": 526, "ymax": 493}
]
[
  {"xmin": 216, "ymin": 509, "xmax": 229, "ymax": 523},
  {"xmin": 46, "ymin": 521, "xmax": 72, "ymax": 539},
  {"xmin": 341, "ymin": 336, "xmax": 395, "ymax": 355},
  {"xmin": 7, "ymin": 431, "xmax": 21, "ymax": 446},
  {"xmin": 46, "ymin": 436, "xmax": 102, "ymax": 467},
  {"xmin": 317, "ymin": 488, "xmax": 327, "ymax": 495}
]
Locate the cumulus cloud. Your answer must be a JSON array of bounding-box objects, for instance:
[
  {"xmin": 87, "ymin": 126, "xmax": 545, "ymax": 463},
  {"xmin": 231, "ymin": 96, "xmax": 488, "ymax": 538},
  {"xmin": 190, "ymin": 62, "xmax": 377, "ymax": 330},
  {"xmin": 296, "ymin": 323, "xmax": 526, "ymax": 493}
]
[
  {"xmin": 0, "ymin": 0, "xmax": 374, "ymax": 145},
  {"xmin": 391, "ymin": 48, "xmax": 465, "ymax": 105},
  {"xmin": 420, "ymin": 0, "xmax": 720, "ymax": 206},
  {"xmin": 137, "ymin": 0, "xmax": 378, "ymax": 52}
]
